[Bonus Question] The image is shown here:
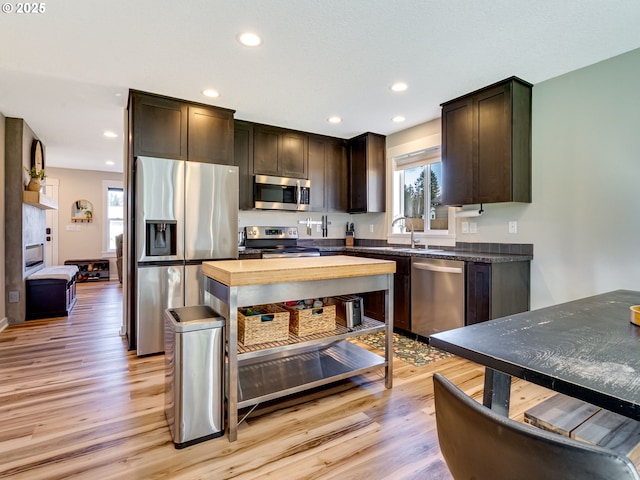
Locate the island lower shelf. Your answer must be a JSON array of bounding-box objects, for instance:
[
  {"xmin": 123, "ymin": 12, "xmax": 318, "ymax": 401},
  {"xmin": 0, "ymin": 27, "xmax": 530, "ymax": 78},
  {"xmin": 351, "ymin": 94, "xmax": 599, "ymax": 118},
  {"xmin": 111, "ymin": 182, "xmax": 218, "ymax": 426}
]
[
  {"xmin": 236, "ymin": 316, "xmax": 386, "ymax": 358},
  {"xmin": 237, "ymin": 339, "xmax": 385, "ymax": 408}
]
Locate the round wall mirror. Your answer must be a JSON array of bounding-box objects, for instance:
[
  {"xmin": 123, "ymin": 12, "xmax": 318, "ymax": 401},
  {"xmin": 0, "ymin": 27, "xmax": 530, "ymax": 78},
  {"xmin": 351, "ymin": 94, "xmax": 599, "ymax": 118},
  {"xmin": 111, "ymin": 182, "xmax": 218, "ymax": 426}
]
[{"xmin": 72, "ymin": 199, "xmax": 94, "ymax": 222}]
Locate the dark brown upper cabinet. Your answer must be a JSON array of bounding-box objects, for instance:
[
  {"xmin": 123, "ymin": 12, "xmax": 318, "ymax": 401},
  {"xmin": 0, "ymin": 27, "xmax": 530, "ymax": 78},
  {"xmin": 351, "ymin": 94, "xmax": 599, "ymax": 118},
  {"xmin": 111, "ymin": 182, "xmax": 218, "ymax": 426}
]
[
  {"xmin": 233, "ymin": 120, "xmax": 254, "ymax": 210},
  {"xmin": 441, "ymin": 77, "xmax": 532, "ymax": 206},
  {"xmin": 254, "ymin": 125, "xmax": 308, "ymax": 178},
  {"xmin": 348, "ymin": 132, "xmax": 386, "ymax": 213},
  {"xmin": 187, "ymin": 106, "xmax": 234, "ymax": 165},
  {"xmin": 131, "ymin": 92, "xmax": 188, "ymax": 160},
  {"xmin": 308, "ymin": 134, "xmax": 348, "ymax": 212},
  {"xmin": 130, "ymin": 91, "xmax": 234, "ymax": 164}
]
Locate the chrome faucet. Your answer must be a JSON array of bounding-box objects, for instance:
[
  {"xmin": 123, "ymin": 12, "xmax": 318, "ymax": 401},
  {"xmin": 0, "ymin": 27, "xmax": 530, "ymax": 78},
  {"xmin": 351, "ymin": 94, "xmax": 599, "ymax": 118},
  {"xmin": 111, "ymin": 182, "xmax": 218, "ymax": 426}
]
[{"xmin": 391, "ymin": 216, "xmax": 417, "ymax": 248}]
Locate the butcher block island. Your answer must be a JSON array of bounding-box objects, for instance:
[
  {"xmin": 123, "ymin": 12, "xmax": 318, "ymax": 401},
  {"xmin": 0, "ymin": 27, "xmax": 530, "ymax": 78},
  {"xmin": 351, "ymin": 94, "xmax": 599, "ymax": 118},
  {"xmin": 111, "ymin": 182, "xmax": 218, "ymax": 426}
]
[{"xmin": 202, "ymin": 256, "xmax": 396, "ymax": 442}]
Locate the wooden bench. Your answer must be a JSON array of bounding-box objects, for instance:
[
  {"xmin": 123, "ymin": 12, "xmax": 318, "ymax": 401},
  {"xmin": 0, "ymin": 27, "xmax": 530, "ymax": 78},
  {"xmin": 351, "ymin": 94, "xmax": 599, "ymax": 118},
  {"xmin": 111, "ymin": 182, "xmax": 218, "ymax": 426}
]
[
  {"xmin": 26, "ymin": 265, "xmax": 79, "ymax": 320},
  {"xmin": 525, "ymin": 393, "xmax": 640, "ymax": 464}
]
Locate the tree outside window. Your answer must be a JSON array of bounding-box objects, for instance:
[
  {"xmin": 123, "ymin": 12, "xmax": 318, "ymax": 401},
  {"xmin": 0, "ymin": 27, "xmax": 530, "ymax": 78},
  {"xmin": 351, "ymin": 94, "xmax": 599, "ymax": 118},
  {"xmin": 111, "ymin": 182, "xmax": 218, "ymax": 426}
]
[{"xmin": 398, "ymin": 162, "xmax": 446, "ymax": 232}]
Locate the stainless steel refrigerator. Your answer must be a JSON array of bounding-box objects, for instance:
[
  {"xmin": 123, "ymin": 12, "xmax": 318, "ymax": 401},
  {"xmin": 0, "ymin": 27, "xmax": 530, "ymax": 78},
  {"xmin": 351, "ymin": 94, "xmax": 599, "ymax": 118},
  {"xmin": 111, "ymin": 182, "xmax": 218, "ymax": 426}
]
[{"xmin": 134, "ymin": 156, "xmax": 238, "ymax": 356}]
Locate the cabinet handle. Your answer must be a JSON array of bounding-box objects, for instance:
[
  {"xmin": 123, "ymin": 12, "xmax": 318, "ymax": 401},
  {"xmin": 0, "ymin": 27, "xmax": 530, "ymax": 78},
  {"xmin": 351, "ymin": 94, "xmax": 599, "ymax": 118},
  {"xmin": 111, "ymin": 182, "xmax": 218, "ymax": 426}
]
[{"xmin": 413, "ymin": 263, "xmax": 463, "ymax": 274}]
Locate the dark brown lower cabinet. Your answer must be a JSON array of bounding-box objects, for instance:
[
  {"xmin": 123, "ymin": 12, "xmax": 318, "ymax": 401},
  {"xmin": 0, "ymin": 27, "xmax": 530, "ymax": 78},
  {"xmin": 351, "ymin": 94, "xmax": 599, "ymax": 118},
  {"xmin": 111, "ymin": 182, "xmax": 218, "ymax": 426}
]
[
  {"xmin": 344, "ymin": 253, "xmax": 411, "ymax": 331},
  {"xmin": 466, "ymin": 261, "xmax": 530, "ymax": 325}
]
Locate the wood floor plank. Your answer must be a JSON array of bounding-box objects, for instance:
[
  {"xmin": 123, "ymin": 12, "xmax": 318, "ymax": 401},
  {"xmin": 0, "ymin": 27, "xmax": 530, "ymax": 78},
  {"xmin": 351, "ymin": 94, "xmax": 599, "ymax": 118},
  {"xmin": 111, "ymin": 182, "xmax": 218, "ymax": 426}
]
[{"xmin": 1, "ymin": 280, "xmax": 587, "ymax": 479}]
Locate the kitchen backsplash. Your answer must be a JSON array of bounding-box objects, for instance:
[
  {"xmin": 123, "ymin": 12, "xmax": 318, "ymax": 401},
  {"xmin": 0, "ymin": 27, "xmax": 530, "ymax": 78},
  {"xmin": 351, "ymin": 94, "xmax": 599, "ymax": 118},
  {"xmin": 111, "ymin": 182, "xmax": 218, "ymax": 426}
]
[{"xmin": 238, "ymin": 210, "xmax": 386, "ymax": 239}]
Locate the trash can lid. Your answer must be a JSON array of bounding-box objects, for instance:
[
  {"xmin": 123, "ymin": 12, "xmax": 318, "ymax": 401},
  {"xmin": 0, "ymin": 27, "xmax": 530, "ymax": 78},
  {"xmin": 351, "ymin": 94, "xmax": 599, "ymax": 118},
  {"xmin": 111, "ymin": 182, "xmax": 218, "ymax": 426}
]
[{"xmin": 166, "ymin": 305, "xmax": 225, "ymax": 332}]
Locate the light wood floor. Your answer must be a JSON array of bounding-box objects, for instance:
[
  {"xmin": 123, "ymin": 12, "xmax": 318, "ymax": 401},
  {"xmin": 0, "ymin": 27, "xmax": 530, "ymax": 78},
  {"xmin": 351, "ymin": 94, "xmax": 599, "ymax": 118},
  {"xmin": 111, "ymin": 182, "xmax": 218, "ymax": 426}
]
[{"xmin": 1, "ymin": 281, "xmax": 557, "ymax": 480}]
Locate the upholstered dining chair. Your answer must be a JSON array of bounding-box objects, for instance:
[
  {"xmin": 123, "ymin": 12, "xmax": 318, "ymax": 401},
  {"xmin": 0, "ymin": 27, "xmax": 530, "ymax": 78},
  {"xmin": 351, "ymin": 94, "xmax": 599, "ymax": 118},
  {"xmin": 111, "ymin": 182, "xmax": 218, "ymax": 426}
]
[{"xmin": 432, "ymin": 373, "xmax": 640, "ymax": 480}]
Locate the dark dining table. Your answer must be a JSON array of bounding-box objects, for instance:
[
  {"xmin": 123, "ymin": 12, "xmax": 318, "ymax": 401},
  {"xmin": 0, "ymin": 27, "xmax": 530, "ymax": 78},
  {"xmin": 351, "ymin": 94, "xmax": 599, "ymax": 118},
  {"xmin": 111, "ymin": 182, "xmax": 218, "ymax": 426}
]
[{"xmin": 429, "ymin": 290, "xmax": 640, "ymax": 419}]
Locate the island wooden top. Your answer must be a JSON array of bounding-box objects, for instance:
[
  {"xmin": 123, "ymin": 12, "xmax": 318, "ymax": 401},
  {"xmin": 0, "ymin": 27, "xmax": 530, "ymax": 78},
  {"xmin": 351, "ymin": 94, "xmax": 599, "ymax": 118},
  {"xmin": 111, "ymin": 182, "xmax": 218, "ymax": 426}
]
[{"xmin": 202, "ymin": 256, "xmax": 396, "ymax": 287}]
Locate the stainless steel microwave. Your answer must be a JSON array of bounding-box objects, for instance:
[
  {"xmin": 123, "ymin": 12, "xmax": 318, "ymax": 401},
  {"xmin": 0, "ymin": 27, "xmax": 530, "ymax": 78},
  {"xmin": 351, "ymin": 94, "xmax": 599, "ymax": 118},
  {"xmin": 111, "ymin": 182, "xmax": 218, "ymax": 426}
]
[{"xmin": 254, "ymin": 175, "xmax": 310, "ymax": 211}]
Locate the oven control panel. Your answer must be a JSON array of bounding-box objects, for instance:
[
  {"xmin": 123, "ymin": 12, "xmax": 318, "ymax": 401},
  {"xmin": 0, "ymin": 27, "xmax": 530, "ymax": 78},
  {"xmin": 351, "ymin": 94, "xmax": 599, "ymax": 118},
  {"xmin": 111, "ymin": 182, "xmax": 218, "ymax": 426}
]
[{"xmin": 245, "ymin": 226, "xmax": 298, "ymax": 240}]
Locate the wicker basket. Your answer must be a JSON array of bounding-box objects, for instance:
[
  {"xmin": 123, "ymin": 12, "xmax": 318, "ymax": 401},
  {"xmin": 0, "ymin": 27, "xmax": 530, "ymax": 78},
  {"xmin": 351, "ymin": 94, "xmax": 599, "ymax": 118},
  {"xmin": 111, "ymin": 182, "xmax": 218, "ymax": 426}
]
[
  {"xmin": 283, "ymin": 303, "xmax": 336, "ymax": 337},
  {"xmin": 238, "ymin": 304, "xmax": 290, "ymax": 346}
]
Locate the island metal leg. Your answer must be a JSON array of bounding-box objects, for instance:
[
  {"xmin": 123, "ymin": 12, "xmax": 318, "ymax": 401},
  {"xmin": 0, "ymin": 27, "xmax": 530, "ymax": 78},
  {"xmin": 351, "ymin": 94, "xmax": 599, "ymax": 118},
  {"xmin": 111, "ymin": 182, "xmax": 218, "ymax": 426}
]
[
  {"xmin": 227, "ymin": 287, "xmax": 239, "ymax": 442},
  {"xmin": 384, "ymin": 274, "xmax": 393, "ymax": 389},
  {"xmin": 483, "ymin": 368, "xmax": 511, "ymax": 417}
]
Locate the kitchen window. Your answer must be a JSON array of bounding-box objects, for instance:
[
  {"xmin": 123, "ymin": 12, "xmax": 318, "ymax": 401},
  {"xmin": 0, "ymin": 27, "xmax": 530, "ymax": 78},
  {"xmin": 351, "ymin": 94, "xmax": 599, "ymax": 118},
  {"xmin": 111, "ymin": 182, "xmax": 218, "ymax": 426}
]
[
  {"xmin": 103, "ymin": 181, "xmax": 124, "ymax": 253},
  {"xmin": 392, "ymin": 148, "xmax": 449, "ymax": 234}
]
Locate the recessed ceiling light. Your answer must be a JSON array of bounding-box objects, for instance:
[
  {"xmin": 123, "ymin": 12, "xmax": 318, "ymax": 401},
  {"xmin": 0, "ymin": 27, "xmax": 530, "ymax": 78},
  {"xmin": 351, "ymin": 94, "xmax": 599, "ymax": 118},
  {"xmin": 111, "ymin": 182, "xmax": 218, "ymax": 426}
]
[
  {"xmin": 104, "ymin": 131, "xmax": 118, "ymax": 138},
  {"xmin": 327, "ymin": 116, "xmax": 342, "ymax": 124},
  {"xmin": 202, "ymin": 89, "xmax": 220, "ymax": 98},
  {"xmin": 105, "ymin": 160, "xmax": 115, "ymax": 166},
  {"xmin": 237, "ymin": 32, "xmax": 262, "ymax": 47},
  {"xmin": 390, "ymin": 82, "xmax": 408, "ymax": 92},
  {"xmin": 392, "ymin": 116, "xmax": 406, "ymax": 123}
]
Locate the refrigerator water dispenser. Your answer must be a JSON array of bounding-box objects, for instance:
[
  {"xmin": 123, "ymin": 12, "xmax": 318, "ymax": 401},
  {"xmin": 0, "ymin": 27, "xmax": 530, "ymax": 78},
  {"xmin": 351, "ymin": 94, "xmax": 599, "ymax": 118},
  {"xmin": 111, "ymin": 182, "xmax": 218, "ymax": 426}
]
[{"xmin": 146, "ymin": 221, "xmax": 177, "ymax": 257}]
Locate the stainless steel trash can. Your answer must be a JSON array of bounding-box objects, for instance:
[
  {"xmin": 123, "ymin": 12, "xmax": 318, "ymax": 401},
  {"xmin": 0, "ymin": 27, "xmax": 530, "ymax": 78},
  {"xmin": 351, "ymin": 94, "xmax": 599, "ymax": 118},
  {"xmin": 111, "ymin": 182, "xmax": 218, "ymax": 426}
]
[{"xmin": 164, "ymin": 305, "xmax": 225, "ymax": 448}]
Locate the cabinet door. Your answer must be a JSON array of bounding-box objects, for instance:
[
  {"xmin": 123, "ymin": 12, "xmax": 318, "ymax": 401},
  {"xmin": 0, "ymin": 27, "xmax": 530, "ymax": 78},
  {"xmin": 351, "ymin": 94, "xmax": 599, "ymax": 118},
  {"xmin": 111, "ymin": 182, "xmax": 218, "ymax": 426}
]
[
  {"xmin": 326, "ymin": 139, "xmax": 348, "ymax": 212},
  {"xmin": 132, "ymin": 93, "xmax": 188, "ymax": 160},
  {"xmin": 361, "ymin": 291, "xmax": 386, "ymax": 322},
  {"xmin": 308, "ymin": 136, "xmax": 327, "ymax": 211},
  {"xmin": 253, "ymin": 126, "xmax": 280, "ymax": 176},
  {"xmin": 279, "ymin": 130, "xmax": 308, "ymax": 178},
  {"xmin": 475, "ymin": 83, "xmax": 511, "ymax": 203},
  {"xmin": 348, "ymin": 133, "xmax": 385, "ymax": 213},
  {"xmin": 234, "ymin": 121, "xmax": 254, "ymax": 210},
  {"xmin": 188, "ymin": 106, "xmax": 234, "ymax": 164},
  {"xmin": 466, "ymin": 262, "xmax": 491, "ymax": 325},
  {"xmin": 348, "ymin": 135, "xmax": 367, "ymax": 212},
  {"xmin": 442, "ymin": 97, "xmax": 473, "ymax": 205},
  {"xmin": 366, "ymin": 133, "xmax": 386, "ymax": 213},
  {"xmin": 308, "ymin": 136, "xmax": 347, "ymax": 212},
  {"xmin": 391, "ymin": 255, "xmax": 410, "ymax": 331}
]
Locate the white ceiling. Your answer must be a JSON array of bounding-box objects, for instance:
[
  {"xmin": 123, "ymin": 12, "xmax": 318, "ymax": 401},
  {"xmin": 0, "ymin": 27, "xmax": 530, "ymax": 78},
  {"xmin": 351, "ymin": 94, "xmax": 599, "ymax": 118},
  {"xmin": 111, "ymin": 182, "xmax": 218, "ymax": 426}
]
[{"xmin": 1, "ymin": 0, "xmax": 640, "ymax": 173}]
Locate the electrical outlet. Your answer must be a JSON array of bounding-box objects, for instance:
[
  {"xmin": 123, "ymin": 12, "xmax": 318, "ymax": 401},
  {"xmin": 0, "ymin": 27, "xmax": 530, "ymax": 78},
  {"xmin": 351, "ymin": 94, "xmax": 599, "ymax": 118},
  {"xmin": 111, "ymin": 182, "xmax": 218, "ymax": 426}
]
[
  {"xmin": 509, "ymin": 221, "xmax": 518, "ymax": 234},
  {"xmin": 9, "ymin": 291, "xmax": 19, "ymax": 303},
  {"xmin": 461, "ymin": 222, "xmax": 469, "ymax": 234},
  {"xmin": 470, "ymin": 222, "xmax": 478, "ymax": 234},
  {"xmin": 369, "ymin": 224, "xmax": 374, "ymax": 233}
]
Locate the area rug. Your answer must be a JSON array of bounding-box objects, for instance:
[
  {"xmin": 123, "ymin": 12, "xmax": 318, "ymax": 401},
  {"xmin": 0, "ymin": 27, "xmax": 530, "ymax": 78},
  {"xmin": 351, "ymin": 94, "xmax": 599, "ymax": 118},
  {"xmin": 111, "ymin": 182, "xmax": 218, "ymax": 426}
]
[{"xmin": 356, "ymin": 331, "xmax": 453, "ymax": 367}]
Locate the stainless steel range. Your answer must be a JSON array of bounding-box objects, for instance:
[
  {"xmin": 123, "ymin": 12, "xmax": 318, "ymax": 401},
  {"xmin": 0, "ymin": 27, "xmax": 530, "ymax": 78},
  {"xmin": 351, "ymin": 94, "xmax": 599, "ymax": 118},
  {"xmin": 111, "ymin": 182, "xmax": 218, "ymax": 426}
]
[{"xmin": 244, "ymin": 226, "xmax": 320, "ymax": 258}]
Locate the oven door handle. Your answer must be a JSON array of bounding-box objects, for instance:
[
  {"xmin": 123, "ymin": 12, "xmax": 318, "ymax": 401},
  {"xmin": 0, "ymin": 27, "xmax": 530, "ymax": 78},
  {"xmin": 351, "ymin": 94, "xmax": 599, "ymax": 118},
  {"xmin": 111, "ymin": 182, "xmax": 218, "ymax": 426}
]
[{"xmin": 296, "ymin": 179, "xmax": 301, "ymax": 209}]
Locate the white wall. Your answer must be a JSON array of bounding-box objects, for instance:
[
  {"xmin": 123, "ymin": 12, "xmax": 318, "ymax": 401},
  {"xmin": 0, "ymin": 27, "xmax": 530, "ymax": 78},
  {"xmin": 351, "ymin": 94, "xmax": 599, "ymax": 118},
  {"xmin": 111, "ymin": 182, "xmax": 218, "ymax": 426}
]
[
  {"xmin": 46, "ymin": 167, "xmax": 124, "ymax": 278},
  {"xmin": 387, "ymin": 47, "xmax": 640, "ymax": 310}
]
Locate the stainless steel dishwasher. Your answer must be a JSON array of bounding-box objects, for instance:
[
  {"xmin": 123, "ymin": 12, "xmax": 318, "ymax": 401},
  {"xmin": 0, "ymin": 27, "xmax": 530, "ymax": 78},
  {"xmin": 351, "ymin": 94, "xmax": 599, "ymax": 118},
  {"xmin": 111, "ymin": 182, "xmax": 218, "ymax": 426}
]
[{"xmin": 411, "ymin": 257, "xmax": 465, "ymax": 338}]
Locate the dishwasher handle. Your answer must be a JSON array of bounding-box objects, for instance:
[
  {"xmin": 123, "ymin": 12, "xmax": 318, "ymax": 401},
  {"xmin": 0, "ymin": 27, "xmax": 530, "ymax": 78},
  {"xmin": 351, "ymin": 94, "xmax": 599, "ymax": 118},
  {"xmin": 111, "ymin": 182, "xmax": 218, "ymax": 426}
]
[{"xmin": 412, "ymin": 262, "xmax": 464, "ymax": 274}]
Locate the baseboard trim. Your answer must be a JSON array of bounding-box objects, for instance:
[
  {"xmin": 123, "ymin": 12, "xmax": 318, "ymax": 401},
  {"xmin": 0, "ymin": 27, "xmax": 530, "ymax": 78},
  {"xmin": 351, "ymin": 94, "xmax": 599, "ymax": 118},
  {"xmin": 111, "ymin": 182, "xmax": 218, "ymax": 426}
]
[{"xmin": 0, "ymin": 317, "xmax": 8, "ymax": 333}]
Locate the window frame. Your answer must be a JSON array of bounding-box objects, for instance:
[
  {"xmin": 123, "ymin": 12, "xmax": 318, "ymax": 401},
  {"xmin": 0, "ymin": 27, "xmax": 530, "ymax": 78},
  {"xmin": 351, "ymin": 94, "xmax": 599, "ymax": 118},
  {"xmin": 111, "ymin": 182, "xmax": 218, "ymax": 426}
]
[
  {"xmin": 102, "ymin": 180, "xmax": 124, "ymax": 256},
  {"xmin": 387, "ymin": 138, "xmax": 456, "ymax": 247}
]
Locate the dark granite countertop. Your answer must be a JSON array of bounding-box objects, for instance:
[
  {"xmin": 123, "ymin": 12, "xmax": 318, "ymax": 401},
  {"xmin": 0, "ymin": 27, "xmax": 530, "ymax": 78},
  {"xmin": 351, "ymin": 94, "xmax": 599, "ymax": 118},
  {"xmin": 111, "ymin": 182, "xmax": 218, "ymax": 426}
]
[
  {"xmin": 240, "ymin": 245, "xmax": 532, "ymax": 263},
  {"xmin": 318, "ymin": 246, "xmax": 531, "ymax": 263}
]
